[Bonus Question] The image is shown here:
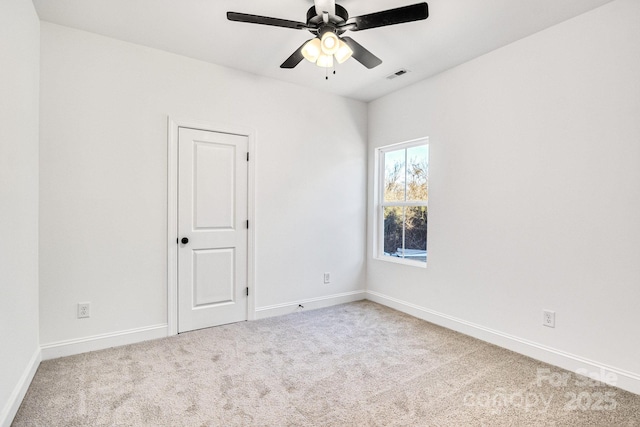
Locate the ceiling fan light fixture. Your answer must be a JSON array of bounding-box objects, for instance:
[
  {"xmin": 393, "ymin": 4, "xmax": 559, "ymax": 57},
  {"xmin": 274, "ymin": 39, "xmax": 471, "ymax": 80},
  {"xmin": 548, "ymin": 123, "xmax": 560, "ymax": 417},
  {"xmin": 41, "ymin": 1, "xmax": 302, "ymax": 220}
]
[
  {"xmin": 320, "ymin": 31, "xmax": 340, "ymax": 55},
  {"xmin": 316, "ymin": 53, "xmax": 334, "ymax": 68},
  {"xmin": 334, "ymin": 39, "xmax": 353, "ymax": 64},
  {"xmin": 302, "ymin": 38, "xmax": 322, "ymax": 62}
]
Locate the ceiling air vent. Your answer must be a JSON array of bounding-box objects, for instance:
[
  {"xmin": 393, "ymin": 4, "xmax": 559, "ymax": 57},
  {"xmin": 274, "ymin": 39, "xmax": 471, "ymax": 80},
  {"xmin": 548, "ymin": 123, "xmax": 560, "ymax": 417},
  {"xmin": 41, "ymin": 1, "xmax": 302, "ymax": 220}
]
[{"xmin": 386, "ymin": 69, "xmax": 409, "ymax": 80}]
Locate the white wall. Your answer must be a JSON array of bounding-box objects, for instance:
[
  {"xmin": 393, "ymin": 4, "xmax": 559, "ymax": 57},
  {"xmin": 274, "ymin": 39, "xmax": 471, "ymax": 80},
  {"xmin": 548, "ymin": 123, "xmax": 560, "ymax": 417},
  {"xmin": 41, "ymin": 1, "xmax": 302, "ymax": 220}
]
[
  {"xmin": 39, "ymin": 23, "xmax": 367, "ymax": 347},
  {"xmin": 0, "ymin": 0, "xmax": 41, "ymax": 425},
  {"xmin": 367, "ymin": 0, "xmax": 640, "ymax": 390}
]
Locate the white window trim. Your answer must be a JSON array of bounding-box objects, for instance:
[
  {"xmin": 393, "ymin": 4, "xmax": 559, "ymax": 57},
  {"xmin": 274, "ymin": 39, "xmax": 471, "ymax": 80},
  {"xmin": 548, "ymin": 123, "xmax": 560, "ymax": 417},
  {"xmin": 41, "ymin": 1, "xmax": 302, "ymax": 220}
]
[{"xmin": 374, "ymin": 137, "xmax": 429, "ymax": 268}]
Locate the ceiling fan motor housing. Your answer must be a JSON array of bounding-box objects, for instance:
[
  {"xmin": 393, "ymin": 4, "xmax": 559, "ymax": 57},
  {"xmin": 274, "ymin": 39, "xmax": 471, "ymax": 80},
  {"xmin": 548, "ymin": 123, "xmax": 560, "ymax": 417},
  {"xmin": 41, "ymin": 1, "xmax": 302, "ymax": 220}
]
[{"xmin": 306, "ymin": 4, "xmax": 349, "ymax": 35}]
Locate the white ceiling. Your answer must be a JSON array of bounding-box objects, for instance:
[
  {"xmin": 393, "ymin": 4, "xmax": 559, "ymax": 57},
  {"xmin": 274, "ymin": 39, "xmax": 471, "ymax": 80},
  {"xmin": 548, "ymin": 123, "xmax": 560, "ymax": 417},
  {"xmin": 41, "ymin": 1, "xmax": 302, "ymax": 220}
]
[{"xmin": 32, "ymin": 0, "xmax": 615, "ymax": 102}]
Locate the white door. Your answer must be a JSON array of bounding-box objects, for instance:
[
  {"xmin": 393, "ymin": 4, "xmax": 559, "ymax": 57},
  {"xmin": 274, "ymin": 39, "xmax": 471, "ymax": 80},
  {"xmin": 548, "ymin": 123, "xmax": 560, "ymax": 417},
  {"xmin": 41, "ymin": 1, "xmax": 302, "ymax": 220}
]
[{"xmin": 178, "ymin": 127, "xmax": 248, "ymax": 333}]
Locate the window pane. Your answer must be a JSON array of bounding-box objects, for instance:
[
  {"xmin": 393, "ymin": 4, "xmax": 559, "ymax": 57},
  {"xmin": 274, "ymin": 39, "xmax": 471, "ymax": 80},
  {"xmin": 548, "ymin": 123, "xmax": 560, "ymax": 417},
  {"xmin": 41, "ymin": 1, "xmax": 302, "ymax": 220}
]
[
  {"xmin": 403, "ymin": 206, "xmax": 427, "ymax": 262},
  {"xmin": 383, "ymin": 206, "xmax": 404, "ymax": 256},
  {"xmin": 377, "ymin": 140, "xmax": 428, "ymax": 265},
  {"xmin": 384, "ymin": 150, "xmax": 405, "ymax": 202},
  {"xmin": 406, "ymin": 145, "xmax": 428, "ymax": 202}
]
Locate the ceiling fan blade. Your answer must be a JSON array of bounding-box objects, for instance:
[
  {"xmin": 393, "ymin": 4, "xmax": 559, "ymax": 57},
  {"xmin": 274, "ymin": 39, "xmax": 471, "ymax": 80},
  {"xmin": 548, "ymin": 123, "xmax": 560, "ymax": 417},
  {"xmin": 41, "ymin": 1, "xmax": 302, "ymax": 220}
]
[
  {"xmin": 341, "ymin": 37, "xmax": 382, "ymax": 69},
  {"xmin": 343, "ymin": 2, "xmax": 428, "ymax": 31},
  {"xmin": 280, "ymin": 40, "xmax": 310, "ymax": 69},
  {"xmin": 227, "ymin": 12, "xmax": 309, "ymax": 30},
  {"xmin": 314, "ymin": 0, "xmax": 336, "ymax": 16}
]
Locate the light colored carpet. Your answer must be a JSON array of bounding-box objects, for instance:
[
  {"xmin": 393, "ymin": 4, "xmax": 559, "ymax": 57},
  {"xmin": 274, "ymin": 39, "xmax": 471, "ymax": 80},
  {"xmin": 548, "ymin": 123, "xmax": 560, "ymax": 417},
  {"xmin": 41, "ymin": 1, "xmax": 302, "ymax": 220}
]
[{"xmin": 13, "ymin": 301, "xmax": 640, "ymax": 426}]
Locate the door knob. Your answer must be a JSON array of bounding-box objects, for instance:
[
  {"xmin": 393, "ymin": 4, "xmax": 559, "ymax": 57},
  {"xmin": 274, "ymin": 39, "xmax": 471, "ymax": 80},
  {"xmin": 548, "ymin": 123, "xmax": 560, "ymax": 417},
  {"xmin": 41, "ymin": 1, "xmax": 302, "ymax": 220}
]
[{"xmin": 181, "ymin": 237, "xmax": 189, "ymax": 244}]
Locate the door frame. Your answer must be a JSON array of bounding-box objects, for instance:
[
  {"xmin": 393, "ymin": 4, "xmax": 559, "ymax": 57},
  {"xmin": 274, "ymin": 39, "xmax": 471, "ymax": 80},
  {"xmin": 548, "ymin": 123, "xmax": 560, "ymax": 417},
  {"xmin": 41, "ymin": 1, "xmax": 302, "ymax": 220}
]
[{"xmin": 167, "ymin": 117, "xmax": 256, "ymax": 336}]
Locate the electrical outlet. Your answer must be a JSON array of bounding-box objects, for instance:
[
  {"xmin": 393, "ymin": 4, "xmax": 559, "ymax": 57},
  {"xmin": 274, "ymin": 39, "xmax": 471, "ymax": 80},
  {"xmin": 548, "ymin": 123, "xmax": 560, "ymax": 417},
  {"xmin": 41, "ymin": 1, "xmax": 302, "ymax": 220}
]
[
  {"xmin": 323, "ymin": 272, "xmax": 331, "ymax": 284},
  {"xmin": 543, "ymin": 310, "xmax": 555, "ymax": 328},
  {"xmin": 78, "ymin": 302, "xmax": 91, "ymax": 319}
]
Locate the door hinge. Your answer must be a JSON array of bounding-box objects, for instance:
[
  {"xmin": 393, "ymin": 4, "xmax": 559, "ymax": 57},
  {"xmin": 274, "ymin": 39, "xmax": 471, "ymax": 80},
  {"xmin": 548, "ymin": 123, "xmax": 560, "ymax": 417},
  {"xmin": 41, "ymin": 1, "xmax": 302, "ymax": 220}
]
[
  {"xmin": 246, "ymin": 152, "xmax": 249, "ymax": 161},
  {"xmin": 246, "ymin": 220, "xmax": 249, "ymax": 229},
  {"xmin": 246, "ymin": 287, "xmax": 249, "ymax": 296}
]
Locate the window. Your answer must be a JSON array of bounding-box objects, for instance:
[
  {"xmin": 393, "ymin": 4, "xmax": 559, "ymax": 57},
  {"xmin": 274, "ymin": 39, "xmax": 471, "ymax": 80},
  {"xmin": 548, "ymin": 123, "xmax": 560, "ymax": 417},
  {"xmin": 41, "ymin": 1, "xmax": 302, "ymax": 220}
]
[{"xmin": 376, "ymin": 139, "xmax": 428, "ymax": 266}]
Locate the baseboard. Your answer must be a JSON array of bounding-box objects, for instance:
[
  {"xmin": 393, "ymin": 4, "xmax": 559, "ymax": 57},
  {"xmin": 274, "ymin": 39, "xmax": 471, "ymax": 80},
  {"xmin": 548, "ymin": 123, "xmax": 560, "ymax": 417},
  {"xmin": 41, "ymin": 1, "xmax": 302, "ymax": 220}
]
[
  {"xmin": 41, "ymin": 292, "xmax": 367, "ymax": 359},
  {"xmin": 255, "ymin": 290, "xmax": 366, "ymax": 320},
  {"xmin": 0, "ymin": 347, "xmax": 41, "ymax": 427},
  {"xmin": 40, "ymin": 324, "xmax": 168, "ymax": 360},
  {"xmin": 366, "ymin": 290, "xmax": 640, "ymax": 396}
]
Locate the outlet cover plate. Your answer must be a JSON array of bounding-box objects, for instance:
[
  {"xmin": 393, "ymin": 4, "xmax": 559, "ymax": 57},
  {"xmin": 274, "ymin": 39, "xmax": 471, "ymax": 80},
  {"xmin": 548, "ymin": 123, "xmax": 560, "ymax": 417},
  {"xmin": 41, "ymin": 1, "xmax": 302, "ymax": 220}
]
[
  {"xmin": 543, "ymin": 310, "xmax": 555, "ymax": 328},
  {"xmin": 78, "ymin": 302, "xmax": 91, "ymax": 319}
]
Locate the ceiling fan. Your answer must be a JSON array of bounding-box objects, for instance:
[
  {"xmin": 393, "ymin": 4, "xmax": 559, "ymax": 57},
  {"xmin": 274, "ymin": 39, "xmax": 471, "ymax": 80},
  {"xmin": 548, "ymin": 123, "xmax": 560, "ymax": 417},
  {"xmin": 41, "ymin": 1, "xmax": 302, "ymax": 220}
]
[{"xmin": 227, "ymin": 0, "xmax": 429, "ymax": 70}]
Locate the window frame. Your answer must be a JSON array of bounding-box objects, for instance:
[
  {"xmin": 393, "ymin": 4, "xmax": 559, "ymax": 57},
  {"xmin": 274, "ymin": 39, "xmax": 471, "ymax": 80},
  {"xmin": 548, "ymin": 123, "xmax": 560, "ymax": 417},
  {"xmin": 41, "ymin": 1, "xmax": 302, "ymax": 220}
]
[{"xmin": 374, "ymin": 137, "xmax": 429, "ymax": 268}]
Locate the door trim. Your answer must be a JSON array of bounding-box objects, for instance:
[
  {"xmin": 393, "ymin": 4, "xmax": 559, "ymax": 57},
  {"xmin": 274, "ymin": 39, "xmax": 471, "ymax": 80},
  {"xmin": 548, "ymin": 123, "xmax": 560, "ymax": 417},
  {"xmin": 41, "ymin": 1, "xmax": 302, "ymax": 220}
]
[{"xmin": 167, "ymin": 117, "xmax": 256, "ymax": 336}]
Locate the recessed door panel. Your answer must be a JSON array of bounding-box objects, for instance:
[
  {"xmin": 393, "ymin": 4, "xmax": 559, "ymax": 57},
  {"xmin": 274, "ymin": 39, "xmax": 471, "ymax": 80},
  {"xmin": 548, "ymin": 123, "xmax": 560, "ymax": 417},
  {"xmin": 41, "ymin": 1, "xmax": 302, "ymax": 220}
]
[
  {"xmin": 194, "ymin": 141, "xmax": 235, "ymax": 230},
  {"xmin": 193, "ymin": 248, "xmax": 235, "ymax": 307}
]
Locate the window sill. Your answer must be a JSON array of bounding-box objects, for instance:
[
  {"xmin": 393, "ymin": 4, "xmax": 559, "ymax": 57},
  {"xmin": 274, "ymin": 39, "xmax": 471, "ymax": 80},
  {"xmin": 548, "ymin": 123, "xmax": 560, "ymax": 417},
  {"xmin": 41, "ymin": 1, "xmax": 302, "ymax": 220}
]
[{"xmin": 374, "ymin": 255, "xmax": 427, "ymax": 268}]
